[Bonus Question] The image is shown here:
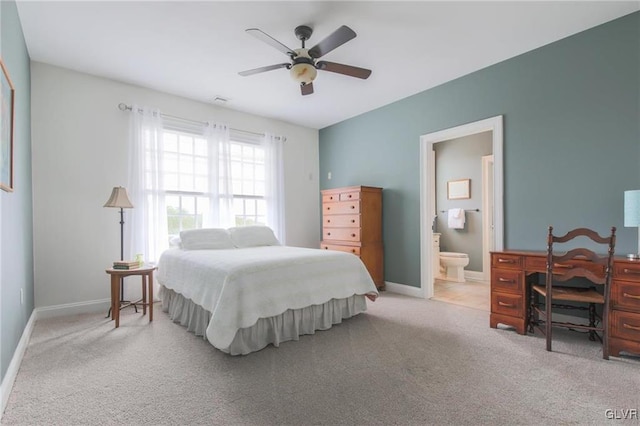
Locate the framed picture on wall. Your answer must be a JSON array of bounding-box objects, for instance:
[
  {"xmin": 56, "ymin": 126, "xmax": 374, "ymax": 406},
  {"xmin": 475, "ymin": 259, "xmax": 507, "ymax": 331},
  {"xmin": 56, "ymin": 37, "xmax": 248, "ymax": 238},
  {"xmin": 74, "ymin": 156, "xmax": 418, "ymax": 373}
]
[
  {"xmin": 1, "ymin": 58, "xmax": 15, "ymax": 192},
  {"xmin": 447, "ymin": 178, "xmax": 470, "ymax": 200}
]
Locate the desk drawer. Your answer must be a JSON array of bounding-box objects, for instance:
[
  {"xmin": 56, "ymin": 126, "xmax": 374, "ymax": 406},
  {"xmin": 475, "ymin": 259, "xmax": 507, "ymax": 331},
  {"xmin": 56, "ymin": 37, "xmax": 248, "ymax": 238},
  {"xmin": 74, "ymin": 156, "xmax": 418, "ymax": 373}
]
[
  {"xmin": 611, "ymin": 280, "xmax": 640, "ymax": 312},
  {"xmin": 611, "ymin": 311, "xmax": 640, "ymax": 343},
  {"xmin": 614, "ymin": 262, "xmax": 640, "ymax": 282},
  {"xmin": 491, "ymin": 292, "xmax": 523, "ymax": 317},
  {"xmin": 491, "ymin": 270, "xmax": 523, "ymax": 294},
  {"xmin": 524, "ymin": 256, "xmax": 546, "ymax": 273},
  {"xmin": 492, "ymin": 253, "xmax": 522, "ymax": 270}
]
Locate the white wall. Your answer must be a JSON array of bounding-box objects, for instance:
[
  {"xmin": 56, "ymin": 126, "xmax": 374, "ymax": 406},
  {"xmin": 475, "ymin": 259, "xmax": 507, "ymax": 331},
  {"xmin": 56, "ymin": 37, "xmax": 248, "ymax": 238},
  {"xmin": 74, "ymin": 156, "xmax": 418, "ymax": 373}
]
[{"xmin": 31, "ymin": 62, "xmax": 320, "ymax": 310}]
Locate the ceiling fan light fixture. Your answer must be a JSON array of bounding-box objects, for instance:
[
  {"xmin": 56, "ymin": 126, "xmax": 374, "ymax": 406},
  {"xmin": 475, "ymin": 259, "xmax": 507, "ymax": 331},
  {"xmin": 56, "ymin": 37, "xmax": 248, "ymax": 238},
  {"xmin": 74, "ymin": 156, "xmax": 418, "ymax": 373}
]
[{"xmin": 289, "ymin": 62, "xmax": 317, "ymax": 85}]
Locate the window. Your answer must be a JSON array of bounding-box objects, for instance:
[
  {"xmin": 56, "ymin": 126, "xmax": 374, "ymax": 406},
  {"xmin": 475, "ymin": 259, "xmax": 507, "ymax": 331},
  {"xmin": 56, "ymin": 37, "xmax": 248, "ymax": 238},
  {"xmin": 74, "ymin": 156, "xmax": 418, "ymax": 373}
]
[
  {"xmin": 230, "ymin": 140, "xmax": 266, "ymax": 227},
  {"xmin": 161, "ymin": 129, "xmax": 211, "ymax": 237},
  {"xmin": 160, "ymin": 125, "xmax": 266, "ymax": 237}
]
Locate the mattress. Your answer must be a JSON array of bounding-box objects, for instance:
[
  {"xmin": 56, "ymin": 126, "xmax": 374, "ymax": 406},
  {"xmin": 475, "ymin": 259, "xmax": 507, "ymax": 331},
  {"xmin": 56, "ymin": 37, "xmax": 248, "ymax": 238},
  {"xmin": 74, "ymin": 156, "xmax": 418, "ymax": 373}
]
[{"xmin": 156, "ymin": 245, "xmax": 378, "ymax": 354}]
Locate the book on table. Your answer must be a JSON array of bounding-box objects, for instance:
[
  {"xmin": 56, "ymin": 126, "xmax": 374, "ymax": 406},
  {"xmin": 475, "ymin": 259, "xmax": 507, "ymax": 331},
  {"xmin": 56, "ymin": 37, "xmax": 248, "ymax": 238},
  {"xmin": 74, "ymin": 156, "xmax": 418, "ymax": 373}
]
[{"xmin": 112, "ymin": 260, "xmax": 141, "ymax": 269}]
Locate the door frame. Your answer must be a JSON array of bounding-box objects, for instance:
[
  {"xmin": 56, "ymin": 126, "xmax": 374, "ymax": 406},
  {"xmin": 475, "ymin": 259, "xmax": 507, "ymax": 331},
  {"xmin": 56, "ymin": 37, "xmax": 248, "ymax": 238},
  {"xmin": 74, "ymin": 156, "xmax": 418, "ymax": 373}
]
[
  {"xmin": 419, "ymin": 116, "xmax": 504, "ymax": 298},
  {"xmin": 481, "ymin": 154, "xmax": 494, "ymax": 282}
]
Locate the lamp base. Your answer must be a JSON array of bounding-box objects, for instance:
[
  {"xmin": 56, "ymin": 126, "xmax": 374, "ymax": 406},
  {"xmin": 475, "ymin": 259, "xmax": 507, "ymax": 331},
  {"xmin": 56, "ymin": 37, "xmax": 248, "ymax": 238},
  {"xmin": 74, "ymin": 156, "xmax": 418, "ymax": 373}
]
[{"xmin": 627, "ymin": 253, "xmax": 640, "ymax": 260}]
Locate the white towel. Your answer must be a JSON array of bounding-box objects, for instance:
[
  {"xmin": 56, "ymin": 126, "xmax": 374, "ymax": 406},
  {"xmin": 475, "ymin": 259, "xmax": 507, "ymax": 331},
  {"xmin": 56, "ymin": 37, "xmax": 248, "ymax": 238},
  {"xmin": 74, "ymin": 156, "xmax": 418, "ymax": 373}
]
[{"xmin": 448, "ymin": 208, "xmax": 465, "ymax": 229}]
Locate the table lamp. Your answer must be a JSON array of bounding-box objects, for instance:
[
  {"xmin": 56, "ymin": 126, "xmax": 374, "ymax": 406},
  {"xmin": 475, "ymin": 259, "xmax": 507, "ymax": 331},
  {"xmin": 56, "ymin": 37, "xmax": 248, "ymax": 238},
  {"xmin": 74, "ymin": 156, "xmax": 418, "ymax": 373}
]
[
  {"xmin": 104, "ymin": 186, "xmax": 134, "ymax": 261},
  {"xmin": 104, "ymin": 186, "xmax": 134, "ymax": 315},
  {"xmin": 624, "ymin": 189, "xmax": 640, "ymax": 260}
]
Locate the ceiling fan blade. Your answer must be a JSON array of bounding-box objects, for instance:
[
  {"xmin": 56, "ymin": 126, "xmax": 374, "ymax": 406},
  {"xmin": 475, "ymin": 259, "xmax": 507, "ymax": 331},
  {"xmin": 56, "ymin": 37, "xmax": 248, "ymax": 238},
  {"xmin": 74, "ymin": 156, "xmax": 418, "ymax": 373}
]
[
  {"xmin": 238, "ymin": 63, "xmax": 290, "ymax": 77},
  {"xmin": 301, "ymin": 82, "xmax": 314, "ymax": 96},
  {"xmin": 316, "ymin": 61, "xmax": 371, "ymax": 79},
  {"xmin": 308, "ymin": 25, "xmax": 356, "ymax": 59},
  {"xmin": 246, "ymin": 28, "xmax": 296, "ymax": 57}
]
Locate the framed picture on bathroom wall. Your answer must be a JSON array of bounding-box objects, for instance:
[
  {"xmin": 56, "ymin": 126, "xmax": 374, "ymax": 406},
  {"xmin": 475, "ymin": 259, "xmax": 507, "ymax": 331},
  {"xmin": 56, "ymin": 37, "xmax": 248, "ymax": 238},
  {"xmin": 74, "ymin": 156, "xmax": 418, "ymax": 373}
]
[{"xmin": 447, "ymin": 179, "xmax": 470, "ymax": 200}]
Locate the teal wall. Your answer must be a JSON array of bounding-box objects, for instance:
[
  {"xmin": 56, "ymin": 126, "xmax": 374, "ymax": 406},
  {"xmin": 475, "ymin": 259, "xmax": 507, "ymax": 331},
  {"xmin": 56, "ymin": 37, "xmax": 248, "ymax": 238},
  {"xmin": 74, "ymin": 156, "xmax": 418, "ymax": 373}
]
[
  {"xmin": 1, "ymin": 0, "xmax": 33, "ymax": 382},
  {"xmin": 319, "ymin": 12, "xmax": 640, "ymax": 288}
]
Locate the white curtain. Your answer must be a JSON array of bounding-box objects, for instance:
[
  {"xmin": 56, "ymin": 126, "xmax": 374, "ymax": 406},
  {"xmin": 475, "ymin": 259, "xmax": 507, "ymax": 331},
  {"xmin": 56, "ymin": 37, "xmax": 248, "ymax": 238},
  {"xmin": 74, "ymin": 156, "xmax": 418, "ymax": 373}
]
[
  {"xmin": 263, "ymin": 133, "xmax": 286, "ymax": 243},
  {"xmin": 126, "ymin": 105, "xmax": 168, "ymax": 263},
  {"xmin": 203, "ymin": 122, "xmax": 235, "ymax": 228}
]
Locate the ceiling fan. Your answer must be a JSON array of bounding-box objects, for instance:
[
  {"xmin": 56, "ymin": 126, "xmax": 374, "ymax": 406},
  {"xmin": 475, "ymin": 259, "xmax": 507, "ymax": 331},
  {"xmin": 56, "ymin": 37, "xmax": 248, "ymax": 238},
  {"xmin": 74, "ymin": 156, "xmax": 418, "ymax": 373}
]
[{"xmin": 239, "ymin": 25, "xmax": 372, "ymax": 96}]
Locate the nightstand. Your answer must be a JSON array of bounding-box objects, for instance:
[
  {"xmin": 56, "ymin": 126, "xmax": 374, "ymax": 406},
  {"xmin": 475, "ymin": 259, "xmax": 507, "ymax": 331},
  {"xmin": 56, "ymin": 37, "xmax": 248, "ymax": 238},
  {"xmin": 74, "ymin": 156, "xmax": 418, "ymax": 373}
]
[{"xmin": 105, "ymin": 265, "xmax": 157, "ymax": 328}]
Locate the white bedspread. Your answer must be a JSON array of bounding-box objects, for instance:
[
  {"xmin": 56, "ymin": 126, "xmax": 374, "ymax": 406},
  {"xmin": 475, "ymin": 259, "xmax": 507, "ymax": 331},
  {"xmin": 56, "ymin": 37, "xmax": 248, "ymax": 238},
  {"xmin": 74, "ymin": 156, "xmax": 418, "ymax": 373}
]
[{"xmin": 156, "ymin": 246, "xmax": 378, "ymax": 351}]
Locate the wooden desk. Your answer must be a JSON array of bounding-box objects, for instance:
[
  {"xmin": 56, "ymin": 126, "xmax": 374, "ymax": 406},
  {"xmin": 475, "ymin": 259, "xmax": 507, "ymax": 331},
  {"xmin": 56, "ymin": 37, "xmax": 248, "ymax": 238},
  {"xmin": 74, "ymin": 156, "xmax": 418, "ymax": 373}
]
[
  {"xmin": 490, "ymin": 250, "xmax": 640, "ymax": 357},
  {"xmin": 106, "ymin": 265, "xmax": 156, "ymax": 328}
]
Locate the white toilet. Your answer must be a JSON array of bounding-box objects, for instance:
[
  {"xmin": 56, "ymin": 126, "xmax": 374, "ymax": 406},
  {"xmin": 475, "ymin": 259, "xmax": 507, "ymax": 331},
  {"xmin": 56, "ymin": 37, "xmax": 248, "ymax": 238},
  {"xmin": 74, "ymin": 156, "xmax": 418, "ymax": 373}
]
[{"xmin": 439, "ymin": 252, "xmax": 470, "ymax": 283}]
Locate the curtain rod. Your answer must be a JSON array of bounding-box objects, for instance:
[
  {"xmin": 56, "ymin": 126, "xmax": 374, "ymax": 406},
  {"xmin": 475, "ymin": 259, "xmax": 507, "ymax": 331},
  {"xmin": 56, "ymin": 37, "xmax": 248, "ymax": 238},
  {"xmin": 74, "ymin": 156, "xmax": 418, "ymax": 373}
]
[
  {"xmin": 440, "ymin": 209, "xmax": 480, "ymax": 213},
  {"xmin": 117, "ymin": 103, "xmax": 274, "ymax": 139}
]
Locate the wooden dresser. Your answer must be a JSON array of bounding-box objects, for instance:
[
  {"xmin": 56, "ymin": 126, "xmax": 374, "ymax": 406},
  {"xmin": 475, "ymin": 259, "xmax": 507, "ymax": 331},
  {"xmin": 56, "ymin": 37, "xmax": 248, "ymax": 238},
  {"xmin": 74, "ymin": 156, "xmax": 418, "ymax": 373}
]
[
  {"xmin": 320, "ymin": 186, "xmax": 384, "ymax": 290},
  {"xmin": 490, "ymin": 250, "xmax": 640, "ymax": 357}
]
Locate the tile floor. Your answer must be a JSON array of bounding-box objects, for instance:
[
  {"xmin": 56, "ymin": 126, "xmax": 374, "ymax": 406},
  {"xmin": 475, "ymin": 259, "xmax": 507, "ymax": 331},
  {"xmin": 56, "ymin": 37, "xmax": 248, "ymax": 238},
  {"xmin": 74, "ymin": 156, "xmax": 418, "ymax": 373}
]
[{"xmin": 432, "ymin": 278, "xmax": 490, "ymax": 311}]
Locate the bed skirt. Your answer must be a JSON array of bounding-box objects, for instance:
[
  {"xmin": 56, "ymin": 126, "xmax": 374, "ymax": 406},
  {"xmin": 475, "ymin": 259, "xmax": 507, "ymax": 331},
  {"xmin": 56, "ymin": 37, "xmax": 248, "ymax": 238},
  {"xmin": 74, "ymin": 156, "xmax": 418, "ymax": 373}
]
[{"xmin": 159, "ymin": 285, "xmax": 368, "ymax": 355}]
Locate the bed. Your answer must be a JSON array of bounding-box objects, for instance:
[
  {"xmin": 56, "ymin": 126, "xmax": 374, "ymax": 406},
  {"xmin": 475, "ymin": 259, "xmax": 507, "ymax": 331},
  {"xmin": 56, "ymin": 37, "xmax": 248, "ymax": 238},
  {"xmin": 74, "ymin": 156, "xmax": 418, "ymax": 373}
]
[{"xmin": 156, "ymin": 226, "xmax": 379, "ymax": 355}]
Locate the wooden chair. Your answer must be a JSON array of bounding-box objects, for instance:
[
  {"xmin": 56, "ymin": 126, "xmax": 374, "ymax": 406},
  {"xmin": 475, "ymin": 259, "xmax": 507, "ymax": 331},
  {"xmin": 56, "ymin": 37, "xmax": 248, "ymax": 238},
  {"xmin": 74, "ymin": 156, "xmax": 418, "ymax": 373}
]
[{"xmin": 530, "ymin": 226, "xmax": 616, "ymax": 359}]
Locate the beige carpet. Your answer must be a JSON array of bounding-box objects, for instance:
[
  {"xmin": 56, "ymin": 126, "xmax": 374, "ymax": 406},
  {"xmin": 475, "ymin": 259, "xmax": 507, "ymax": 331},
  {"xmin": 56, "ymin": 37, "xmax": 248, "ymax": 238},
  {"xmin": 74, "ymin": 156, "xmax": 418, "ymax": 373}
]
[{"xmin": 2, "ymin": 293, "xmax": 639, "ymax": 425}]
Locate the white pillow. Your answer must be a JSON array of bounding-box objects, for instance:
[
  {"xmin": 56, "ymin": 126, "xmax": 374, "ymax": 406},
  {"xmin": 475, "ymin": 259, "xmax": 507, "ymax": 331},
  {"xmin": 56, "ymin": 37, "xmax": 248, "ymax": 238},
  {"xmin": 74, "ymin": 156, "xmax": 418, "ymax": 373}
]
[
  {"xmin": 228, "ymin": 226, "xmax": 280, "ymax": 248},
  {"xmin": 179, "ymin": 228, "xmax": 234, "ymax": 250},
  {"xmin": 169, "ymin": 236, "xmax": 182, "ymax": 248}
]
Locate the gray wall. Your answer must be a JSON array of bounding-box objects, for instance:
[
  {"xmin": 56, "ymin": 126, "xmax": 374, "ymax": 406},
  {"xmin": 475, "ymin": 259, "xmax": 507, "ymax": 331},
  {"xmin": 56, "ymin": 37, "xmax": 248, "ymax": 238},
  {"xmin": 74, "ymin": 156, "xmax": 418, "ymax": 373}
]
[
  {"xmin": 1, "ymin": 0, "xmax": 34, "ymax": 382},
  {"xmin": 435, "ymin": 132, "xmax": 492, "ymax": 272},
  {"xmin": 319, "ymin": 12, "xmax": 639, "ymax": 288}
]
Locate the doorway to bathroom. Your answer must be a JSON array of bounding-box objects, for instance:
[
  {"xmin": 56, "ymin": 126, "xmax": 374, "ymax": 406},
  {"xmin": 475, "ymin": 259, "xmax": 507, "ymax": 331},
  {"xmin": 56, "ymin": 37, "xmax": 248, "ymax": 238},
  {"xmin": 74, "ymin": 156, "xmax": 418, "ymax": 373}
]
[{"xmin": 419, "ymin": 116, "xmax": 504, "ymax": 308}]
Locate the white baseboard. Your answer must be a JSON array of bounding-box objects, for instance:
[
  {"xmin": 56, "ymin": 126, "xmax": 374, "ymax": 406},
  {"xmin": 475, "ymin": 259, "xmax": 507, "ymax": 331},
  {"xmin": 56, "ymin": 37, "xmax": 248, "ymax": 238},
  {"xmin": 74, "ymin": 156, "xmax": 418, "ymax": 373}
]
[
  {"xmin": 36, "ymin": 298, "xmax": 111, "ymax": 319},
  {"xmin": 1, "ymin": 310, "xmax": 36, "ymax": 420},
  {"xmin": 384, "ymin": 281, "xmax": 425, "ymax": 298}
]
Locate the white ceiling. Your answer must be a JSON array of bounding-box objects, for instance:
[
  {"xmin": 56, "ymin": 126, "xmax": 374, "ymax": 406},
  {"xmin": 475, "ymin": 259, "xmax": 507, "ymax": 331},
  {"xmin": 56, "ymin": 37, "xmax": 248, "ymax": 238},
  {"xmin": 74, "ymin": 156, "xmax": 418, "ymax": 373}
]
[{"xmin": 16, "ymin": 1, "xmax": 639, "ymax": 129}]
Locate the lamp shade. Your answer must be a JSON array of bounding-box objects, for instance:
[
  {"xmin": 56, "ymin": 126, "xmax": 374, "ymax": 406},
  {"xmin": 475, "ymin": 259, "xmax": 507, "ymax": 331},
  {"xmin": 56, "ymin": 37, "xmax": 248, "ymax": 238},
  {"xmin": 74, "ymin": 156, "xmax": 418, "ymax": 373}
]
[
  {"xmin": 624, "ymin": 190, "xmax": 640, "ymax": 227},
  {"xmin": 104, "ymin": 186, "xmax": 133, "ymax": 209}
]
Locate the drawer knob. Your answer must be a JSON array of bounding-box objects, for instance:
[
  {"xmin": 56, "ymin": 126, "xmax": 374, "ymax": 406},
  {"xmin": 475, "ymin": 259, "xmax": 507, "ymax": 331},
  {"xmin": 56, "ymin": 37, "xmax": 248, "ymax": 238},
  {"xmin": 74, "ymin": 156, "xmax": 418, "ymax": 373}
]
[
  {"xmin": 623, "ymin": 268, "xmax": 640, "ymax": 275},
  {"xmin": 498, "ymin": 301, "xmax": 515, "ymax": 307},
  {"xmin": 623, "ymin": 292, "xmax": 640, "ymax": 300},
  {"xmin": 351, "ymin": 249, "xmax": 356, "ymax": 253},
  {"xmin": 498, "ymin": 278, "xmax": 515, "ymax": 283},
  {"xmin": 351, "ymin": 219, "xmax": 355, "ymax": 223},
  {"xmin": 623, "ymin": 323, "xmax": 640, "ymax": 332},
  {"xmin": 327, "ymin": 207, "xmax": 330, "ymax": 210},
  {"xmin": 351, "ymin": 205, "xmax": 355, "ymax": 209},
  {"xmin": 327, "ymin": 219, "xmax": 331, "ymax": 223},
  {"xmin": 348, "ymin": 194, "xmax": 352, "ymax": 198},
  {"xmin": 327, "ymin": 232, "xmax": 331, "ymax": 236},
  {"xmin": 323, "ymin": 247, "xmax": 328, "ymax": 250},
  {"xmin": 498, "ymin": 258, "xmax": 515, "ymax": 264},
  {"xmin": 351, "ymin": 234, "xmax": 356, "ymax": 238}
]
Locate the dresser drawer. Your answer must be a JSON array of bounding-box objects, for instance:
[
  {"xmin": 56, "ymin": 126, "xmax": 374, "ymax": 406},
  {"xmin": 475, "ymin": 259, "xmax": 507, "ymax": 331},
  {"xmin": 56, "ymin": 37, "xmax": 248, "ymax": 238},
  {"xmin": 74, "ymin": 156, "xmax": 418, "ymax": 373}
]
[
  {"xmin": 611, "ymin": 280, "xmax": 640, "ymax": 312},
  {"xmin": 610, "ymin": 311, "xmax": 640, "ymax": 343},
  {"xmin": 491, "ymin": 253, "xmax": 522, "ymax": 270},
  {"xmin": 323, "ymin": 201, "xmax": 360, "ymax": 215},
  {"xmin": 339, "ymin": 191, "xmax": 360, "ymax": 201},
  {"xmin": 613, "ymin": 262, "xmax": 640, "ymax": 282},
  {"xmin": 491, "ymin": 269, "xmax": 523, "ymax": 294},
  {"xmin": 323, "ymin": 214, "xmax": 360, "ymax": 228},
  {"xmin": 491, "ymin": 292, "xmax": 524, "ymax": 317},
  {"xmin": 323, "ymin": 227, "xmax": 360, "ymax": 242},
  {"xmin": 322, "ymin": 193, "xmax": 339, "ymax": 203},
  {"xmin": 321, "ymin": 243, "xmax": 360, "ymax": 256}
]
